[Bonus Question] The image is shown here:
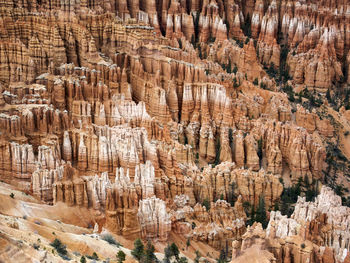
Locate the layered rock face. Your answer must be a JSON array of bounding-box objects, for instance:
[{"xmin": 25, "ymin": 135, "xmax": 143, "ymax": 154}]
[
  {"xmin": 191, "ymin": 198, "xmax": 246, "ymax": 250},
  {"xmin": 138, "ymin": 197, "xmax": 171, "ymax": 241},
  {"xmin": 267, "ymin": 187, "xmax": 350, "ymax": 263},
  {"xmin": 231, "ymin": 187, "xmax": 350, "ymax": 263},
  {"xmin": 0, "ymin": 0, "xmax": 349, "ymax": 260},
  {"xmin": 190, "ymin": 162, "xmax": 283, "ymax": 208}
]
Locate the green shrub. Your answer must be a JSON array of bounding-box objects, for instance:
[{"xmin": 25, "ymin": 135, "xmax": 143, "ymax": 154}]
[
  {"xmin": 50, "ymin": 238, "xmax": 67, "ymax": 256},
  {"xmin": 191, "ymin": 222, "xmax": 196, "ymax": 229},
  {"xmin": 233, "ymin": 66, "xmax": 238, "ymax": 74},
  {"xmin": 91, "ymin": 252, "xmax": 98, "ymax": 260},
  {"xmin": 117, "ymin": 250, "xmax": 126, "ymax": 263},
  {"xmin": 202, "ymin": 198, "xmax": 210, "ymax": 211},
  {"xmin": 186, "ymin": 238, "xmax": 190, "ymax": 248},
  {"xmin": 101, "ymin": 234, "xmax": 121, "ymax": 247},
  {"xmin": 255, "ymin": 196, "xmax": 267, "ymax": 228}
]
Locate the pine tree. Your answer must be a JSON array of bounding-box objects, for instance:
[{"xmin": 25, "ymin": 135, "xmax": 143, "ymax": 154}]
[
  {"xmin": 194, "ymin": 251, "xmax": 201, "ymax": 263},
  {"xmin": 131, "ymin": 239, "xmax": 144, "ymax": 262},
  {"xmin": 117, "ymin": 251, "xmax": 126, "ymax": 263},
  {"xmin": 326, "ymin": 89, "xmax": 331, "ymax": 102},
  {"xmin": 164, "ymin": 244, "xmax": 172, "ymax": 263},
  {"xmin": 233, "ymin": 66, "xmax": 238, "ymax": 74},
  {"xmin": 178, "ymin": 257, "xmax": 188, "ymax": 263},
  {"xmin": 170, "ymin": 243, "xmax": 180, "ymax": 260},
  {"xmin": 186, "ymin": 238, "xmax": 191, "ymax": 248},
  {"xmin": 255, "ymin": 196, "xmax": 267, "ymax": 228},
  {"xmin": 91, "ymin": 252, "xmax": 98, "ymax": 260},
  {"xmin": 217, "ymin": 249, "xmax": 226, "ymax": 263},
  {"xmin": 144, "ymin": 241, "xmax": 157, "ymax": 263},
  {"xmin": 202, "ymin": 198, "xmax": 210, "ymax": 211},
  {"xmin": 50, "ymin": 238, "xmax": 67, "ymax": 256}
]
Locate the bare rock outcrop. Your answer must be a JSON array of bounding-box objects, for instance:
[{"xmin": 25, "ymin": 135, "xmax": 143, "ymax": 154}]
[{"xmin": 138, "ymin": 196, "xmax": 171, "ymax": 241}]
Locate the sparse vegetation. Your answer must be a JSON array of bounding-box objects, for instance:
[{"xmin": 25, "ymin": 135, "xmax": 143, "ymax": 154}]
[
  {"xmin": 242, "ymin": 14, "xmax": 252, "ymax": 38},
  {"xmin": 178, "ymin": 257, "xmax": 188, "ymax": 263},
  {"xmin": 261, "ymin": 82, "xmax": 268, "ymax": 90},
  {"xmin": 50, "ymin": 238, "xmax": 68, "ymax": 257},
  {"xmin": 233, "ymin": 77, "xmax": 239, "ymax": 88},
  {"xmin": 208, "ymin": 36, "xmax": 216, "ymax": 43},
  {"xmin": 33, "ymin": 243, "xmax": 40, "ymax": 250},
  {"xmin": 213, "ymin": 137, "xmax": 221, "ymax": 166},
  {"xmin": 101, "ymin": 233, "xmax": 121, "ymax": 247},
  {"xmin": 279, "ymin": 46, "xmax": 291, "ymax": 83},
  {"xmin": 257, "ymin": 137, "xmax": 263, "ymax": 163},
  {"xmin": 282, "ymin": 84, "xmax": 295, "ymax": 102},
  {"xmin": 117, "ymin": 250, "xmax": 126, "ymax": 263},
  {"xmin": 194, "ymin": 250, "xmax": 201, "ymax": 263},
  {"xmin": 278, "ymin": 177, "xmax": 319, "ymax": 217},
  {"xmin": 235, "ymin": 38, "xmax": 244, "ymax": 48},
  {"xmin": 255, "ymin": 196, "xmax": 268, "ymax": 228},
  {"xmin": 186, "ymin": 238, "xmax": 191, "ymax": 248},
  {"xmin": 178, "ymin": 39, "xmax": 182, "ymax": 49},
  {"xmin": 88, "ymin": 252, "xmax": 98, "ymax": 260},
  {"xmin": 191, "ymin": 221, "xmax": 196, "ymax": 229},
  {"xmin": 164, "ymin": 243, "xmax": 180, "ymax": 263},
  {"xmin": 202, "ymin": 198, "xmax": 211, "ymax": 211},
  {"xmin": 131, "ymin": 239, "xmax": 144, "ymax": 262},
  {"xmin": 143, "ymin": 241, "xmax": 157, "ymax": 263},
  {"xmin": 233, "ymin": 66, "xmax": 238, "ymax": 74},
  {"xmin": 265, "ymin": 62, "xmax": 278, "ymax": 79},
  {"xmin": 227, "ymin": 182, "xmax": 236, "ymax": 206},
  {"xmin": 217, "ymin": 249, "xmax": 228, "ymax": 263}
]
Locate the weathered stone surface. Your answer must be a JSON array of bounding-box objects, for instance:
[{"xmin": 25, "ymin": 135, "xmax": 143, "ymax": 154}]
[
  {"xmin": 138, "ymin": 196, "xmax": 171, "ymax": 241},
  {"xmin": 0, "ymin": 0, "xmax": 348, "ymax": 259}
]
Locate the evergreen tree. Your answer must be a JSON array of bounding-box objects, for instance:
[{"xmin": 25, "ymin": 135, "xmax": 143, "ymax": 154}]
[
  {"xmin": 178, "ymin": 257, "xmax": 188, "ymax": 263},
  {"xmin": 281, "ymin": 199, "xmax": 289, "ymax": 216},
  {"xmin": 170, "ymin": 243, "xmax": 180, "ymax": 260},
  {"xmin": 50, "ymin": 238, "xmax": 67, "ymax": 256},
  {"xmin": 227, "ymin": 61, "xmax": 232, "ymax": 73},
  {"xmin": 164, "ymin": 245, "xmax": 172, "ymax": 263},
  {"xmin": 191, "ymin": 35, "xmax": 196, "ymax": 47},
  {"xmin": 186, "ymin": 238, "xmax": 191, "ymax": 248},
  {"xmin": 214, "ymin": 138, "xmax": 221, "ymax": 166},
  {"xmin": 202, "ymin": 198, "xmax": 210, "ymax": 211},
  {"xmin": 246, "ymin": 204, "xmax": 255, "ymax": 226},
  {"xmin": 131, "ymin": 239, "xmax": 144, "ymax": 262},
  {"xmin": 326, "ymin": 89, "xmax": 332, "ymax": 103},
  {"xmin": 255, "ymin": 196, "xmax": 267, "ymax": 228},
  {"xmin": 144, "ymin": 241, "xmax": 157, "ymax": 263},
  {"xmin": 117, "ymin": 251, "xmax": 126, "ymax": 263},
  {"xmin": 198, "ymin": 45, "xmax": 202, "ymax": 59},
  {"xmin": 217, "ymin": 249, "xmax": 226, "ymax": 263},
  {"xmin": 233, "ymin": 66, "xmax": 238, "ymax": 74},
  {"xmin": 257, "ymin": 137, "xmax": 263, "ymax": 161},
  {"xmin": 80, "ymin": 256, "xmax": 86, "ymax": 263},
  {"xmin": 194, "ymin": 251, "xmax": 201, "ymax": 263},
  {"xmin": 91, "ymin": 252, "xmax": 98, "ymax": 260}
]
